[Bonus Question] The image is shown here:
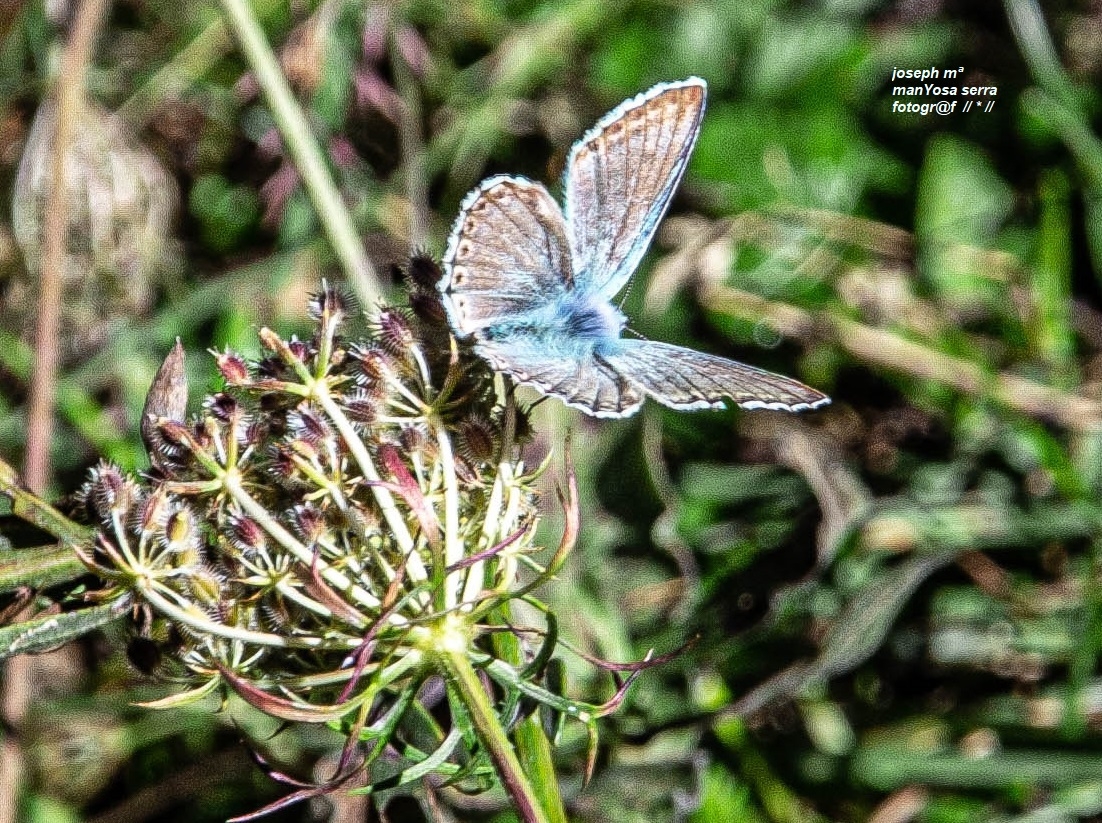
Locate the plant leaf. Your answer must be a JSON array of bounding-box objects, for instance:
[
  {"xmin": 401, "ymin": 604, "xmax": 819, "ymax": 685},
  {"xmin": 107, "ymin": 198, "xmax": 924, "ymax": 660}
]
[
  {"xmin": 0, "ymin": 544, "xmax": 89, "ymax": 593},
  {"xmin": 0, "ymin": 601, "xmax": 125, "ymax": 659}
]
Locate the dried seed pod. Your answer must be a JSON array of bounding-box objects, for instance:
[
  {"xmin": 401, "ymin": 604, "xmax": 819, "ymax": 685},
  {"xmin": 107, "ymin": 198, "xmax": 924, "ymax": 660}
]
[
  {"xmin": 286, "ymin": 405, "xmax": 332, "ymax": 447},
  {"xmin": 374, "ymin": 307, "xmax": 416, "ymax": 356},
  {"xmin": 204, "ymin": 393, "xmax": 239, "ymax": 422},
  {"xmin": 290, "ymin": 503, "xmax": 327, "ymax": 546},
  {"xmin": 308, "ymin": 282, "xmax": 354, "ymax": 324},
  {"xmin": 81, "ymin": 462, "xmax": 138, "ymax": 524},
  {"xmin": 457, "ymin": 415, "xmax": 498, "ymax": 466},
  {"xmin": 215, "ymin": 350, "xmax": 251, "ymax": 385},
  {"xmin": 187, "ymin": 566, "xmax": 225, "ymax": 607},
  {"xmin": 407, "ymin": 252, "xmax": 442, "ymax": 290},
  {"xmin": 228, "ymin": 515, "xmax": 266, "ymax": 553},
  {"xmin": 141, "ymin": 342, "xmax": 189, "ymax": 474},
  {"xmin": 409, "ymin": 288, "xmax": 448, "ymax": 326},
  {"xmin": 162, "ymin": 506, "xmax": 200, "ymax": 556},
  {"xmin": 287, "ymin": 336, "xmax": 311, "ymax": 362},
  {"xmin": 349, "ymin": 344, "xmax": 394, "ymax": 394},
  {"xmin": 342, "ymin": 389, "xmax": 379, "ymax": 424}
]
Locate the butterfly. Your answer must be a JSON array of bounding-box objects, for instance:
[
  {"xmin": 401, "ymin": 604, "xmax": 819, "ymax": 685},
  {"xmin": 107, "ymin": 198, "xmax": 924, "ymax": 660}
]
[{"xmin": 438, "ymin": 77, "xmax": 829, "ymax": 418}]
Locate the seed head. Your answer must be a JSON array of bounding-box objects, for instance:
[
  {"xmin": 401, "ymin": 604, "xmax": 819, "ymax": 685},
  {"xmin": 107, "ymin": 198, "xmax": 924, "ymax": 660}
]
[{"xmin": 78, "ymin": 277, "xmax": 589, "ymax": 808}]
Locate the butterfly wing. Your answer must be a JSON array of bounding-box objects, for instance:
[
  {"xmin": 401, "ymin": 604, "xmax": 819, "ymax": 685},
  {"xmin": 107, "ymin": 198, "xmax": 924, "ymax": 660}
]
[
  {"xmin": 476, "ymin": 339, "xmax": 646, "ymax": 418},
  {"xmin": 565, "ymin": 78, "xmax": 706, "ymax": 299},
  {"xmin": 598, "ymin": 340, "xmax": 830, "ymax": 412},
  {"xmin": 440, "ymin": 175, "xmax": 573, "ymax": 337}
]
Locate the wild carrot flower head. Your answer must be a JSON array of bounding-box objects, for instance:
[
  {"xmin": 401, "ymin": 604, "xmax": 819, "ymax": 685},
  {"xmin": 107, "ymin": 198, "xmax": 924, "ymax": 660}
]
[{"xmin": 74, "ymin": 274, "xmax": 634, "ymax": 802}]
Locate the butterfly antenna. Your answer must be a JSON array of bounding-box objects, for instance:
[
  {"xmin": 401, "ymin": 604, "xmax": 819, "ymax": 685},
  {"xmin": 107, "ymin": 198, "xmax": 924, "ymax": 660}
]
[{"xmin": 615, "ymin": 276, "xmax": 637, "ymax": 312}]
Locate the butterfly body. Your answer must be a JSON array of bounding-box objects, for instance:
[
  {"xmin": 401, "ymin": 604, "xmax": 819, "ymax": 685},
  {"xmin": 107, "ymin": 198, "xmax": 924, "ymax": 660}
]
[
  {"xmin": 440, "ymin": 78, "xmax": 830, "ymax": 418},
  {"xmin": 478, "ymin": 290, "xmax": 625, "ymax": 346}
]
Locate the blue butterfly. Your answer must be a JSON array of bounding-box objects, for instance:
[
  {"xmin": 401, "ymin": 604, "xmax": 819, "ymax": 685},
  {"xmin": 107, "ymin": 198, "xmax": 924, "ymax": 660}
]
[{"xmin": 439, "ymin": 78, "xmax": 829, "ymax": 418}]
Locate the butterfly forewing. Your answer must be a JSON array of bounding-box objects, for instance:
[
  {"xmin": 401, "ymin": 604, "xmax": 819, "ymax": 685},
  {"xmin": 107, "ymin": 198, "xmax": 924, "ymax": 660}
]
[
  {"xmin": 601, "ymin": 340, "xmax": 830, "ymax": 412},
  {"xmin": 441, "ymin": 176, "xmax": 572, "ymax": 336},
  {"xmin": 565, "ymin": 78, "xmax": 706, "ymax": 299}
]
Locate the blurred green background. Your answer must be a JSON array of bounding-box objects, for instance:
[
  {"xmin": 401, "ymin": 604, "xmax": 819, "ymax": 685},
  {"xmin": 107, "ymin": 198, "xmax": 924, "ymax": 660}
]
[{"xmin": 4, "ymin": 0, "xmax": 1102, "ymax": 820}]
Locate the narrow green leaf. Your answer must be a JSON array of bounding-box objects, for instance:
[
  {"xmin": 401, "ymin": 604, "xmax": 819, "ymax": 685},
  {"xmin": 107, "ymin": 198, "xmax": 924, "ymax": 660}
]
[
  {"xmin": 1032, "ymin": 168, "xmax": 1075, "ymax": 379},
  {"xmin": 0, "ymin": 601, "xmax": 125, "ymax": 659},
  {"xmin": 853, "ymin": 745, "xmax": 1102, "ymax": 790},
  {"xmin": 397, "ymin": 724, "xmax": 463, "ymax": 784},
  {"xmin": 820, "ymin": 555, "xmax": 951, "ymax": 674},
  {"xmin": 0, "ymin": 544, "xmax": 88, "ymax": 593},
  {"xmin": 133, "ymin": 675, "xmax": 222, "ymax": 709}
]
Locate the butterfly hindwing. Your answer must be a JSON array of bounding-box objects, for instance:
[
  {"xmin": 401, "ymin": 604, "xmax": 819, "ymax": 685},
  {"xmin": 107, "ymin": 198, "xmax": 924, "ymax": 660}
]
[
  {"xmin": 441, "ymin": 176, "xmax": 572, "ymax": 336},
  {"xmin": 599, "ymin": 340, "xmax": 830, "ymax": 412},
  {"xmin": 476, "ymin": 339, "xmax": 646, "ymax": 418},
  {"xmin": 565, "ymin": 78, "xmax": 706, "ymax": 299}
]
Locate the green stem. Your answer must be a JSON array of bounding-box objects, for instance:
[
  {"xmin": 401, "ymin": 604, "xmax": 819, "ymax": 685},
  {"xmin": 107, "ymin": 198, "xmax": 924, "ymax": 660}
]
[
  {"xmin": 439, "ymin": 642, "xmax": 552, "ymax": 823},
  {"xmin": 1004, "ymin": 0, "xmax": 1081, "ymax": 113},
  {"xmin": 217, "ymin": 0, "xmax": 382, "ymax": 306},
  {"xmin": 140, "ymin": 579, "xmax": 352, "ymax": 649},
  {"xmin": 1023, "ymin": 89, "xmax": 1102, "ymax": 192},
  {"xmin": 490, "ymin": 599, "xmax": 569, "ymax": 823},
  {"xmin": 514, "ymin": 714, "xmax": 569, "ymax": 823},
  {"xmin": 433, "ymin": 420, "xmax": 463, "ymax": 609},
  {"xmin": 118, "ymin": 17, "xmax": 232, "ymax": 124},
  {"xmin": 0, "ymin": 456, "xmax": 90, "ymax": 547}
]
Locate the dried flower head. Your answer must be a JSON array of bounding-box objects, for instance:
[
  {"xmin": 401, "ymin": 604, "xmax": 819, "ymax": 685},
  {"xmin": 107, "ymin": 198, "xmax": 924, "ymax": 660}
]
[
  {"xmin": 10, "ymin": 99, "xmax": 179, "ymax": 355},
  {"xmin": 75, "ymin": 281, "xmax": 634, "ymax": 812}
]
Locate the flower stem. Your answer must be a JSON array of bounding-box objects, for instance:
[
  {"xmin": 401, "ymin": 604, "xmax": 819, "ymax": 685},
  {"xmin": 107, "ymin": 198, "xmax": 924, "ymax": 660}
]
[
  {"xmin": 216, "ymin": 0, "xmax": 382, "ymax": 307},
  {"xmin": 439, "ymin": 645, "xmax": 552, "ymax": 823},
  {"xmin": 0, "ymin": 456, "xmax": 90, "ymax": 547}
]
